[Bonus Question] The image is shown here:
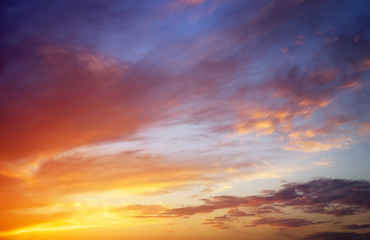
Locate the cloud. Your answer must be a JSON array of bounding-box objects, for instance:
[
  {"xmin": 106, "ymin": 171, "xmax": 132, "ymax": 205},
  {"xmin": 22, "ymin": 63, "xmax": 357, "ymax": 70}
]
[
  {"xmin": 249, "ymin": 217, "xmax": 321, "ymax": 228},
  {"xmin": 203, "ymin": 213, "xmax": 317, "ymax": 230},
  {"xmin": 1, "ymin": 0, "xmax": 369, "ymax": 174},
  {"xmin": 164, "ymin": 195, "xmax": 247, "ymax": 217},
  {"xmin": 227, "ymin": 209, "xmax": 253, "ymax": 217},
  {"xmin": 280, "ymin": 48, "xmax": 289, "ymax": 54},
  {"xmin": 2, "ymin": 174, "xmax": 369, "ymax": 236},
  {"xmin": 270, "ymin": 178, "xmax": 370, "ymax": 216},
  {"xmin": 202, "ymin": 209, "xmax": 255, "ymax": 230},
  {"xmin": 312, "ymin": 158, "xmax": 334, "ymax": 167},
  {"xmin": 140, "ymin": 178, "xmax": 370, "ymax": 231},
  {"xmin": 0, "ymin": 1, "xmax": 370, "ymax": 239},
  {"xmin": 295, "ymin": 35, "xmax": 305, "ymax": 45},
  {"xmin": 203, "ymin": 215, "xmax": 231, "ymax": 229},
  {"xmin": 304, "ymin": 232, "xmax": 370, "ymax": 240},
  {"xmin": 24, "ymin": 151, "xmax": 255, "ymax": 197},
  {"xmin": 162, "ymin": 178, "xmax": 370, "ymax": 217},
  {"xmin": 172, "ymin": 0, "xmax": 205, "ymax": 7},
  {"xmin": 341, "ymin": 224, "xmax": 370, "ymax": 230},
  {"xmin": 190, "ymin": 0, "xmax": 370, "ymax": 152},
  {"xmin": 0, "ymin": 43, "xmax": 178, "ymax": 164}
]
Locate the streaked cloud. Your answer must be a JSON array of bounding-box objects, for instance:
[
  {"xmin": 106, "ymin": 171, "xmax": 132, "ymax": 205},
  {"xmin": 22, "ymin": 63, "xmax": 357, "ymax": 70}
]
[
  {"xmin": 249, "ymin": 217, "xmax": 322, "ymax": 228},
  {"xmin": 0, "ymin": 0, "xmax": 369, "ymax": 239}
]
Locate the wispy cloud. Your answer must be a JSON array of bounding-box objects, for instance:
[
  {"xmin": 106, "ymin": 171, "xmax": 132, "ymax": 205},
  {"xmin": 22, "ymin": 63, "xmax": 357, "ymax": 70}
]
[
  {"xmin": 248, "ymin": 217, "xmax": 322, "ymax": 228},
  {"xmin": 1, "ymin": 0, "xmax": 370, "ymax": 239}
]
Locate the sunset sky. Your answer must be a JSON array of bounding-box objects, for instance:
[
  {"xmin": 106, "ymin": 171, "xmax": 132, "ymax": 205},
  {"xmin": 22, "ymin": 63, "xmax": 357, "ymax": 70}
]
[{"xmin": 1, "ymin": 0, "xmax": 370, "ymax": 239}]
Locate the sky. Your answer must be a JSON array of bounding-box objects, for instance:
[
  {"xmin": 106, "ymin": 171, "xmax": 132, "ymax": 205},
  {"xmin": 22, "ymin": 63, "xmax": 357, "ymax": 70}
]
[{"xmin": 0, "ymin": 0, "xmax": 370, "ymax": 239}]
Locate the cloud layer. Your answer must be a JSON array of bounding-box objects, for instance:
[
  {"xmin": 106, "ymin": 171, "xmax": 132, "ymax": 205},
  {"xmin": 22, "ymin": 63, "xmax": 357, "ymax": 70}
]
[{"xmin": 1, "ymin": 0, "xmax": 369, "ymax": 239}]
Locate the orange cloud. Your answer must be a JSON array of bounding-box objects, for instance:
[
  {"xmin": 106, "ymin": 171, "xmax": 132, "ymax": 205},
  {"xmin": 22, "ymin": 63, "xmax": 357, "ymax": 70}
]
[{"xmin": 0, "ymin": 149, "xmax": 266, "ymax": 204}]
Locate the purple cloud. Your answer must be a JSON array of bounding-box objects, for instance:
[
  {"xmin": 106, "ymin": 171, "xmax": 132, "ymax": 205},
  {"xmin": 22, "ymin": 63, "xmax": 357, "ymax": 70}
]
[
  {"xmin": 304, "ymin": 232, "xmax": 370, "ymax": 240},
  {"xmin": 163, "ymin": 178, "xmax": 370, "ymax": 217},
  {"xmin": 249, "ymin": 217, "xmax": 322, "ymax": 228},
  {"xmin": 341, "ymin": 224, "xmax": 370, "ymax": 230}
]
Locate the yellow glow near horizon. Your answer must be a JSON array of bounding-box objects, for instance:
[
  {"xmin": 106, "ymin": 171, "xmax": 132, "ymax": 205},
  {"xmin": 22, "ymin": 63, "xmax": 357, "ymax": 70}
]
[
  {"xmin": 0, "ymin": 223, "xmax": 94, "ymax": 237},
  {"xmin": 1, "ymin": 201, "xmax": 168, "ymax": 237}
]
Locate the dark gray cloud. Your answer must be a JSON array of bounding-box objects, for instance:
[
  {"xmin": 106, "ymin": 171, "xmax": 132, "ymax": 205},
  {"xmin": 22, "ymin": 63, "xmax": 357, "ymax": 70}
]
[
  {"xmin": 250, "ymin": 217, "xmax": 322, "ymax": 228},
  {"xmin": 341, "ymin": 224, "xmax": 370, "ymax": 230},
  {"xmin": 161, "ymin": 178, "xmax": 370, "ymax": 217},
  {"xmin": 304, "ymin": 231, "xmax": 370, "ymax": 240}
]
